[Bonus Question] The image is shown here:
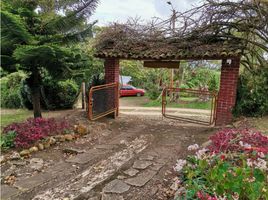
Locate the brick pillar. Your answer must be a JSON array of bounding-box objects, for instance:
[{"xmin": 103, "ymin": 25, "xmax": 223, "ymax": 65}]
[
  {"xmin": 105, "ymin": 58, "xmax": 119, "ymax": 83},
  {"xmin": 215, "ymin": 58, "xmax": 240, "ymax": 126},
  {"xmin": 104, "ymin": 58, "xmax": 119, "ymax": 117}
]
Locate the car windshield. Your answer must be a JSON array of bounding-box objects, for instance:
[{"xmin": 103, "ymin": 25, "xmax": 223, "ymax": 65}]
[{"xmin": 121, "ymin": 85, "xmax": 136, "ymax": 89}]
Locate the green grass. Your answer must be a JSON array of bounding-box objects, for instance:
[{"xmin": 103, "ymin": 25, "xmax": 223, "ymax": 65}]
[
  {"xmin": 1, "ymin": 109, "xmax": 32, "ymax": 129},
  {"xmin": 143, "ymin": 97, "xmax": 212, "ymax": 110}
]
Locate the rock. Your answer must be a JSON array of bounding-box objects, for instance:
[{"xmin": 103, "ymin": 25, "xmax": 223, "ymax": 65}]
[
  {"xmin": 38, "ymin": 143, "xmax": 44, "ymax": 150},
  {"xmin": 63, "ymin": 148, "xmax": 85, "ymax": 154},
  {"xmin": 29, "ymin": 146, "xmax": 38, "ymax": 153},
  {"xmin": 0, "ymin": 155, "xmax": 6, "ymax": 163},
  {"xmin": 76, "ymin": 124, "xmax": 88, "ymax": 135},
  {"xmin": 117, "ymin": 175, "xmax": 126, "ymax": 180},
  {"xmin": 43, "ymin": 142, "xmax": 51, "ymax": 149},
  {"xmin": 151, "ymin": 163, "xmax": 164, "ymax": 171},
  {"xmin": 56, "ymin": 135, "xmax": 66, "ymax": 142},
  {"xmin": 88, "ymin": 197, "xmax": 99, "ymax": 200},
  {"xmin": 10, "ymin": 152, "xmax": 21, "ymax": 160},
  {"xmin": 102, "ymin": 193, "xmax": 124, "ymax": 200},
  {"xmin": 139, "ymin": 155, "xmax": 154, "ymax": 161},
  {"xmin": 124, "ymin": 170, "xmax": 157, "ymax": 187},
  {"xmin": 123, "ymin": 168, "xmax": 139, "ymax": 177},
  {"xmin": 48, "ymin": 137, "xmax": 56, "ymax": 145},
  {"xmin": 64, "ymin": 134, "xmax": 74, "ymax": 141},
  {"xmin": 29, "ymin": 158, "xmax": 44, "ymax": 171},
  {"xmin": 132, "ymin": 160, "xmax": 152, "ymax": 170},
  {"xmin": 10, "ymin": 160, "xmax": 27, "ymax": 166},
  {"xmin": 19, "ymin": 150, "xmax": 30, "ymax": 157},
  {"xmin": 103, "ymin": 179, "xmax": 130, "ymax": 194}
]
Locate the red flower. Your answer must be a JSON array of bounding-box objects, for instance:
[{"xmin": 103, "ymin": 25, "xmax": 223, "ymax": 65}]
[{"xmin": 220, "ymin": 154, "xmax": 226, "ymax": 160}]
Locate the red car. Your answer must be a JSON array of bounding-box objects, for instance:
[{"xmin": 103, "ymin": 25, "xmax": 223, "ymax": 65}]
[{"xmin": 120, "ymin": 85, "xmax": 145, "ymax": 97}]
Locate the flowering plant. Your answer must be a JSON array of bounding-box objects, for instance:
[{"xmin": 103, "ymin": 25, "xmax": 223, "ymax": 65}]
[
  {"xmin": 174, "ymin": 129, "xmax": 268, "ymax": 200},
  {"xmin": 3, "ymin": 118, "xmax": 70, "ymax": 148}
]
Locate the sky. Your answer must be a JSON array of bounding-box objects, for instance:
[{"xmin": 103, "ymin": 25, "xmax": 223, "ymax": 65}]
[{"xmin": 91, "ymin": 0, "xmax": 200, "ymax": 26}]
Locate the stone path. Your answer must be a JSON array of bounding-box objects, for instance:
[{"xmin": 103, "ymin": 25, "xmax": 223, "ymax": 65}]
[{"xmin": 1, "ymin": 111, "xmax": 215, "ymax": 200}]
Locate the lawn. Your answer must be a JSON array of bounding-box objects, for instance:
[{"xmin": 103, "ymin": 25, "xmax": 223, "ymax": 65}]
[
  {"xmin": 0, "ymin": 109, "xmax": 71, "ymax": 131},
  {"xmin": 143, "ymin": 97, "xmax": 213, "ymax": 110},
  {"xmin": 1, "ymin": 109, "xmax": 32, "ymax": 129}
]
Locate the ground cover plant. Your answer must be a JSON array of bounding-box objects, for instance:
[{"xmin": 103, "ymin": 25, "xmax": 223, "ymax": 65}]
[
  {"xmin": 1, "ymin": 118, "xmax": 71, "ymax": 149},
  {"xmin": 173, "ymin": 129, "xmax": 268, "ymax": 200}
]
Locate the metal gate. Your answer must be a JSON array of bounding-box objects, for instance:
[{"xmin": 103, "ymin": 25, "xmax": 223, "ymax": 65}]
[
  {"xmin": 88, "ymin": 82, "xmax": 119, "ymax": 120},
  {"xmin": 162, "ymin": 88, "xmax": 217, "ymax": 125}
]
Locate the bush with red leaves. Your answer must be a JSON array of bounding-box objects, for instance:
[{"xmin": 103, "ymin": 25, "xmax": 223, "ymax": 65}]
[
  {"xmin": 3, "ymin": 118, "xmax": 70, "ymax": 148},
  {"xmin": 208, "ymin": 128, "xmax": 268, "ymax": 154}
]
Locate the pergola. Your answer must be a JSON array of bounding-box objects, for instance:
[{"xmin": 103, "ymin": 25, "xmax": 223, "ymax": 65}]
[{"xmin": 94, "ymin": 35, "xmax": 243, "ymax": 126}]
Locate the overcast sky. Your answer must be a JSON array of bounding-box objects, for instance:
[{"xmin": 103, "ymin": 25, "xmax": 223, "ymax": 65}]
[{"xmin": 91, "ymin": 0, "xmax": 200, "ymax": 25}]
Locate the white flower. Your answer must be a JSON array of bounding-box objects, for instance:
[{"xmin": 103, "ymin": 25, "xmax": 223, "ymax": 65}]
[
  {"xmin": 254, "ymin": 158, "xmax": 267, "ymax": 170},
  {"xmin": 174, "ymin": 159, "xmax": 187, "ymax": 172},
  {"xmin": 232, "ymin": 192, "xmax": 239, "ymax": 200},
  {"xmin": 239, "ymin": 141, "xmax": 251, "ymax": 148},
  {"xmin": 187, "ymin": 144, "xmax": 199, "ymax": 151},
  {"xmin": 195, "ymin": 148, "xmax": 208, "ymax": 160},
  {"xmin": 247, "ymin": 159, "xmax": 253, "ymax": 167},
  {"xmin": 258, "ymin": 152, "xmax": 265, "ymax": 158}
]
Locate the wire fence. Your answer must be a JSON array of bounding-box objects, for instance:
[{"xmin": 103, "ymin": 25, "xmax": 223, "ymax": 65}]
[
  {"xmin": 162, "ymin": 88, "xmax": 217, "ymax": 125},
  {"xmin": 88, "ymin": 82, "xmax": 119, "ymax": 120}
]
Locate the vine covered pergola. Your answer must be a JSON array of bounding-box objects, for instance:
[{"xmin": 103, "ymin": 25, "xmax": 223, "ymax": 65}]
[{"xmin": 93, "ymin": 0, "xmax": 267, "ymax": 125}]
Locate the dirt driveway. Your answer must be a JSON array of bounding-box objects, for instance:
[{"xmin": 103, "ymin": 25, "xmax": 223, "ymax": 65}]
[{"xmin": 1, "ymin": 109, "xmax": 216, "ymax": 200}]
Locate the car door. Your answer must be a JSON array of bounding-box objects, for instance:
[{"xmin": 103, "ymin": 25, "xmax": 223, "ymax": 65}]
[
  {"xmin": 120, "ymin": 86, "xmax": 127, "ymax": 96},
  {"xmin": 127, "ymin": 86, "xmax": 136, "ymax": 96}
]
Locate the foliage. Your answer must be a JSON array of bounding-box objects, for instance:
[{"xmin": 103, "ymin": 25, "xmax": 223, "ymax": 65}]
[
  {"xmin": 234, "ymin": 69, "xmax": 268, "ymax": 117},
  {"xmin": 0, "ymin": 131, "xmax": 16, "ymax": 149},
  {"xmin": 3, "ymin": 118, "xmax": 70, "ymax": 148},
  {"xmin": 1, "ymin": 0, "xmax": 99, "ymax": 117},
  {"xmin": 174, "ymin": 129, "xmax": 268, "ymax": 200},
  {"xmin": 209, "ymin": 129, "xmax": 268, "ymax": 154},
  {"xmin": 184, "ymin": 68, "xmax": 220, "ymax": 92},
  {"xmin": 42, "ymin": 78, "xmax": 79, "ymax": 109},
  {"xmin": 0, "ymin": 71, "xmax": 26, "ymax": 108}
]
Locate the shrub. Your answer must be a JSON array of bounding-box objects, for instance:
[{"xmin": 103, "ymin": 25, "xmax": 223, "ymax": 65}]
[
  {"xmin": 42, "ymin": 79, "xmax": 79, "ymax": 109},
  {"xmin": 173, "ymin": 129, "xmax": 268, "ymax": 200},
  {"xmin": 0, "ymin": 71, "xmax": 26, "ymax": 108},
  {"xmin": 3, "ymin": 118, "xmax": 70, "ymax": 148},
  {"xmin": 0, "ymin": 131, "xmax": 16, "ymax": 149},
  {"xmin": 209, "ymin": 129, "xmax": 268, "ymax": 154},
  {"xmin": 21, "ymin": 78, "xmax": 79, "ymax": 110},
  {"xmin": 233, "ymin": 70, "xmax": 268, "ymax": 117}
]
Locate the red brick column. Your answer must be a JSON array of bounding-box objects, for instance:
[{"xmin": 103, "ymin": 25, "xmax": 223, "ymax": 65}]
[
  {"xmin": 104, "ymin": 58, "xmax": 119, "ymax": 117},
  {"xmin": 215, "ymin": 58, "xmax": 240, "ymax": 125},
  {"xmin": 105, "ymin": 58, "xmax": 119, "ymax": 83}
]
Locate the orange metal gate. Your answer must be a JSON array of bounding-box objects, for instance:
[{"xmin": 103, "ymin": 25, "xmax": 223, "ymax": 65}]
[
  {"xmin": 88, "ymin": 82, "xmax": 119, "ymax": 120},
  {"xmin": 162, "ymin": 88, "xmax": 217, "ymax": 125}
]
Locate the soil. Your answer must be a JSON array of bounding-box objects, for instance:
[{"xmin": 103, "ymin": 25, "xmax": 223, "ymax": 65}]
[{"xmin": 1, "ymin": 109, "xmax": 217, "ymax": 200}]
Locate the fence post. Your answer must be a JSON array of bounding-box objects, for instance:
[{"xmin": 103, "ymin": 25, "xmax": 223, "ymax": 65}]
[{"xmin": 81, "ymin": 82, "xmax": 86, "ymax": 109}]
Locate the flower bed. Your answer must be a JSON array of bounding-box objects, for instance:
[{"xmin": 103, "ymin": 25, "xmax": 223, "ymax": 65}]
[
  {"xmin": 173, "ymin": 129, "xmax": 268, "ymax": 200},
  {"xmin": 1, "ymin": 117, "xmax": 71, "ymax": 149}
]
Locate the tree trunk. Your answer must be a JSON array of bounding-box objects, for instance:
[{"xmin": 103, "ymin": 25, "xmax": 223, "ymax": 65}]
[{"xmin": 31, "ymin": 68, "xmax": 42, "ymax": 118}]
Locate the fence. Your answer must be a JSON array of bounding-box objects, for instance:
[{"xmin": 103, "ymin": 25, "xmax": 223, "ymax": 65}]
[
  {"xmin": 88, "ymin": 82, "xmax": 119, "ymax": 120},
  {"xmin": 162, "ymin": 88, "xmax": 218, "ymax": 125}
]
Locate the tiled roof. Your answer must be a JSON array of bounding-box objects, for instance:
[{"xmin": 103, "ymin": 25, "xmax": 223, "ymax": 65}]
[{"xmin": 94, "ymin": 40, "xmax": 243, "ymax": 60}]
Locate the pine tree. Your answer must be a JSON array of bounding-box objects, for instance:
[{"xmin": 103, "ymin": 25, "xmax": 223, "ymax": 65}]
[{"xmin": 1, "ymin": 0, "xmax": 99, "ymax": 117}]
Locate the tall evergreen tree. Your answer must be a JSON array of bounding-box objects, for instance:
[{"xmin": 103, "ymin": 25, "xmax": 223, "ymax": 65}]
[{"xmin": 1, "ymin": 0, "xmax": 99, "ymax": 117}]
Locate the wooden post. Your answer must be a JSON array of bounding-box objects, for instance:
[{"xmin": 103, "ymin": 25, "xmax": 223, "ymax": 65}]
[{"xmin": 81, "ymin": 82, "xmax": 86, "ymax": 109}]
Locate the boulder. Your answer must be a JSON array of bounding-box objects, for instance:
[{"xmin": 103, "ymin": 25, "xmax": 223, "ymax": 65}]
[
  {"xmin": 19, "ymin": 150, "xmax": 30, "ymax": 157},
  {"xmin": 29, "ymin": 146, "xmax": 38, "ymax": 153}
]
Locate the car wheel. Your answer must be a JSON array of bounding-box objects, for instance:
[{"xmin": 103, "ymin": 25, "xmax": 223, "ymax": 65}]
[{"xmin": 137, "ymin": 93, "xmax": 141, "ymax": 97}]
